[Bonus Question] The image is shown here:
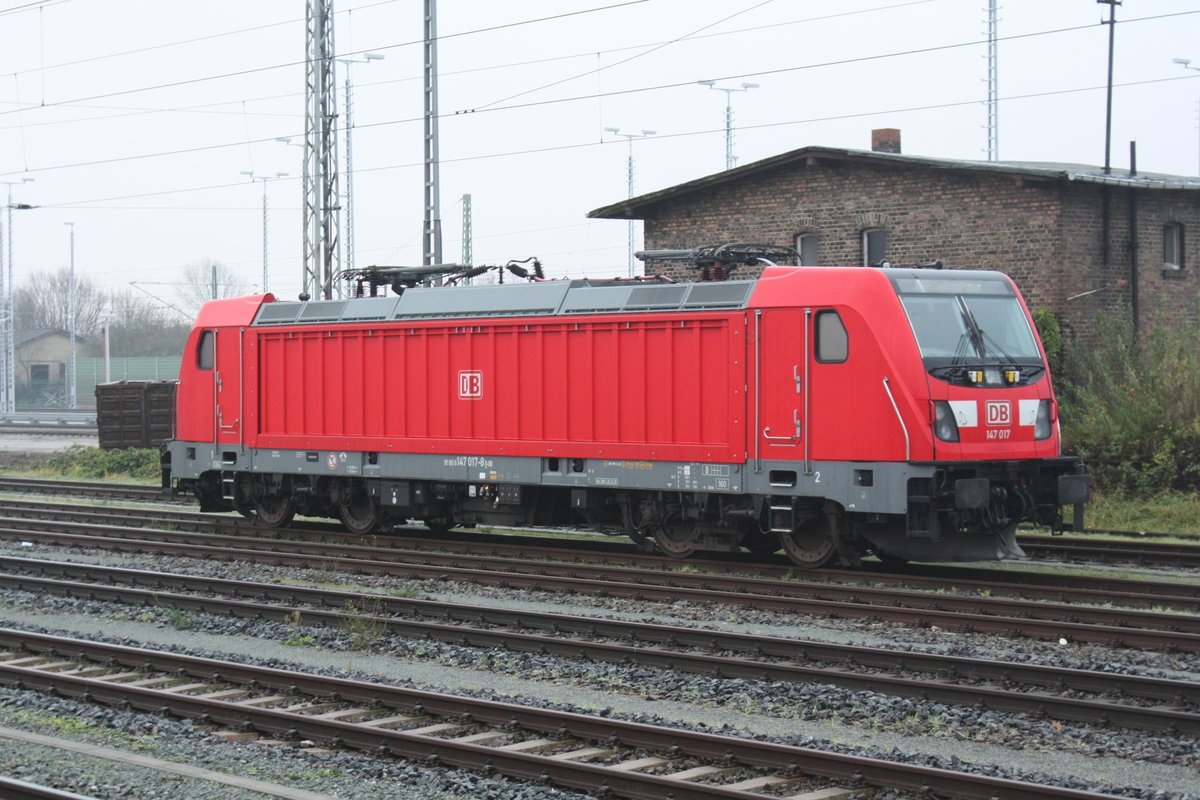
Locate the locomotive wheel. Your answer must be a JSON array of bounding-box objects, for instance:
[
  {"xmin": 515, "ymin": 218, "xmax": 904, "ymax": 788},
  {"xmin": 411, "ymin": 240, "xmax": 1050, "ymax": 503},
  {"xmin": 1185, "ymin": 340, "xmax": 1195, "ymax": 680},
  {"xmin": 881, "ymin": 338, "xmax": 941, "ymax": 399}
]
[
  {"xmin": 779, "ymin": 516, "xmax": 837, "ymax": 568},
  {"xmin": 654, "ymin": 521, "xmax": 700, "ymax": 558},
  {"xmin": 255, "ymin": 493, "xmax": 296, "ymax": 527},
  {"xmin": 338, "ymin": 482, "xmax": 380, "ymax": 535}
]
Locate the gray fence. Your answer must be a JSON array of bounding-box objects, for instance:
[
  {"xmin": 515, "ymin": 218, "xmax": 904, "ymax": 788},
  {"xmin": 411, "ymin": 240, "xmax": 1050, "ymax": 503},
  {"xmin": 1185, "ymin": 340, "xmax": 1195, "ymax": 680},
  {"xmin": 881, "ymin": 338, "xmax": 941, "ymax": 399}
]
[{"xmin": 19, "ymin": 357, "xmax": 181, "ymax": 410}]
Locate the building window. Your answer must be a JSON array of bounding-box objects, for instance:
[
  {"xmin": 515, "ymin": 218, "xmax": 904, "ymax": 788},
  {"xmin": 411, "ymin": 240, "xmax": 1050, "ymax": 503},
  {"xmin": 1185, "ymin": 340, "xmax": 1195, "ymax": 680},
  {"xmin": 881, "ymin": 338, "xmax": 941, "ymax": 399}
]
[
  {"xmin": 29, "ymin": 364, "xmax": 50, "ymax": 382},
  {"xmin": 862, "ymin": 228, "xmax": 888, "ymax": 267},
  {"xmin": 1164, "ymin": 223, "xmax": 1184, "ymax": 270},
  {"xmin": 796, "ymin": 233, "xmax": 820, "ymax": 266}
]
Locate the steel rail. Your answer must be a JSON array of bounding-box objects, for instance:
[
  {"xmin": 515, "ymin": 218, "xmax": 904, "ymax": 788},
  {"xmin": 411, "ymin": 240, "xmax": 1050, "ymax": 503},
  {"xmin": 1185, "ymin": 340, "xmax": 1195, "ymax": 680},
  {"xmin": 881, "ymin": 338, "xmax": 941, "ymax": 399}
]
[
  {"xmin": 0, "ymin": 557, "xmax": 1196, "ymax": 735},
  {"xmin": 3, "ymin": 493, "xmax": 1200, "ymax": 610},
  {"xmin": 6, "ymin": 476, "xmax": 1200, "ymax": 565},
  {"xmin": 0, "ymin": 628, "xmax": 1128, "ymax": 800},
  {"xmin": 1017, "ymin": 535, "xmax": 1200, "ymax": 566},
  {"xmin": 1, "ymin": 516, "xmax": 1197, "ymax": 643},
  {"xmin": 0, "ymin": 776, "xmax": 98, "ymax": 800},
  {"xmin": 0, "ymin": 477, "xmax": 168, "ymax": 503},
  {"xmin": 31, "ymin": 504, "xmax": 1200, "ymax": 611}
]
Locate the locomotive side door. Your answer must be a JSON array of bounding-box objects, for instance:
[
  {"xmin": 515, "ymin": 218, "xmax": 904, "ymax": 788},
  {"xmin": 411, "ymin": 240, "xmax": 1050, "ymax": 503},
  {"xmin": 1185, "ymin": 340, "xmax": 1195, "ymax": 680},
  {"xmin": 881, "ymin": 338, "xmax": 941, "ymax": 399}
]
[
  {"xmin": 755, "ymin": 309, "xmax": 807, "ymax": 465},
  {"xmin": 211, "ymin": 327, "xmax": 244, "ymax": 445}
]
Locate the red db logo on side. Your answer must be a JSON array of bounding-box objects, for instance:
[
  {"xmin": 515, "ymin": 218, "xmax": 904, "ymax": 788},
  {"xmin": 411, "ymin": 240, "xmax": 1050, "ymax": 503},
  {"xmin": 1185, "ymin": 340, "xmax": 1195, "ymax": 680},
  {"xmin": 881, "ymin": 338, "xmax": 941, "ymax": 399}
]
[
  {"xmin": 985, "ymin": 400, "xmax": 1010, "ymax": 425},
  {"xmin": 458, "ymin": 370, "xmax": 483, "ymax": 399}
]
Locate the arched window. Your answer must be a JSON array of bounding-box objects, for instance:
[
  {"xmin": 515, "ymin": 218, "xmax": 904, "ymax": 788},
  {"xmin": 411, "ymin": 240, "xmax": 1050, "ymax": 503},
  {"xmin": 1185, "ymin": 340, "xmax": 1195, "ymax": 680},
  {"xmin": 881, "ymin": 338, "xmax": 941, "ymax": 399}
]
[
  {"xmin": 795, "ymin": 233, "xmax": 820, "ymax": 266},
  {"xmin": 862, "ymin": 228, "xmax": 888, "ymax": 267}
]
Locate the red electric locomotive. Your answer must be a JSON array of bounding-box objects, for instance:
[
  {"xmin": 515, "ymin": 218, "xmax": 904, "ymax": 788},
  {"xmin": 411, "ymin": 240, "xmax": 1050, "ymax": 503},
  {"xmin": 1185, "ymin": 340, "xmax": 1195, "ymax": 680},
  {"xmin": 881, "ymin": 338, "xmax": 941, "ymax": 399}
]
[{"xmin": 162, "ymin": 245, "xmax": 1089, "ymax": 567}]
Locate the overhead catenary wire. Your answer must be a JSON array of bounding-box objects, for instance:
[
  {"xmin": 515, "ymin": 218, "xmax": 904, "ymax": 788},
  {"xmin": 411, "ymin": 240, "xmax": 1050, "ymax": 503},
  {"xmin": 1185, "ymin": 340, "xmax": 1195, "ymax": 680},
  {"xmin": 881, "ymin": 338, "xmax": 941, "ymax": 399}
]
[
  {"xmin": 0, "ymin": 0, "xmax": 936, "ymax": 133},
  {"xmin": 37, "ymin": 73, "xmax": 1193, "ymax": 210},
  {"xmin": 8, "ymin": 1, "xmax": 1187, "ymax": 130},
  {"xmin": 0, "ymin": 0, "xmax": 652, "ymax": 120},
  {"xmin": 2, "ymin": 7, "xmax": 1193, "ymax": 183}
]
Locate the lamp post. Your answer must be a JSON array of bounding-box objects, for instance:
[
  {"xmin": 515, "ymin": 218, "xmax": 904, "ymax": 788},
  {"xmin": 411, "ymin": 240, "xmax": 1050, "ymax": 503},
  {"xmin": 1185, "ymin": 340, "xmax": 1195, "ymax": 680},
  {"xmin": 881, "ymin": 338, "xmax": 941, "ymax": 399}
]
[
  {"xmin": 338, "ymin": 53, "xmax": 384, "ymax": 272},
  {"xmin": 275, "ymin": 136, "xmax": 309, "ymax": 298},
  {"xmin": 1, "ymin": 177, "xmax": 35, "ymax": 414},
  {"xmin": 697, "ymin": 80, "xmax": 758, "ymax": 169},
  {"xmin": 99, "ymin": 311, "xmax": 115, "ymax": 384},
  {"xmin": 64, "ymin": 222, "xmax": 76, "ymax": 409},
  {"xmin": 1173, "ymin": 57, "xmax": 1200, "ymax": 174},
  {"xmin": 604, "ymin": 127, "xmax": 656, "ymax": 277},
  {"xmin": 241, "ymin": 171, "xmax": 289, "ymax": 293}
]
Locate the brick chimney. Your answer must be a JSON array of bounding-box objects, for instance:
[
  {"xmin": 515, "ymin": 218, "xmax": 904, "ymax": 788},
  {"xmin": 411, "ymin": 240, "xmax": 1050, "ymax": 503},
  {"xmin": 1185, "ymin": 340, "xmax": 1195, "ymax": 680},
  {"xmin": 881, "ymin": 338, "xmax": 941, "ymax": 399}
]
[{"xmin": 871, "ymin": 128, "xmax": 901, "ymax": 154}]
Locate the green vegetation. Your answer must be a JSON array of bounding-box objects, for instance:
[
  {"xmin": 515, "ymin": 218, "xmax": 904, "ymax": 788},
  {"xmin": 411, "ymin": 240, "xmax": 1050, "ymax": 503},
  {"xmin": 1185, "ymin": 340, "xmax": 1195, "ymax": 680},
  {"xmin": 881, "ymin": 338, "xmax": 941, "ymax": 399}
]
[
  {"xmin": 1083, "ymin": 491, "xmax": 1200, "ymax": 535},
  {"xmin": 1055, "ymin": 310, "xmax": 1200, "ymax": 496},
  {"xmin": 36, "ymin": 445, "xmax": 161, "ymax": 482},
  {"xmin": 339, "ymin": 596, "xmax": 387, "ymax": 651}
]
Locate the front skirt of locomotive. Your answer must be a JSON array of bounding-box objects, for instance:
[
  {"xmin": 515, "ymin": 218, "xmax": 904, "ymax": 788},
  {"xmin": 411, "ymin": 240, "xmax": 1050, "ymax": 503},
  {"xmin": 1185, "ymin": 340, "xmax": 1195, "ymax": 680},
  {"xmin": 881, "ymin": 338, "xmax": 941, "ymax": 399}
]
[{"xmin": 858, "ymin": 457, "xmax": 1090, "ymax": 563}]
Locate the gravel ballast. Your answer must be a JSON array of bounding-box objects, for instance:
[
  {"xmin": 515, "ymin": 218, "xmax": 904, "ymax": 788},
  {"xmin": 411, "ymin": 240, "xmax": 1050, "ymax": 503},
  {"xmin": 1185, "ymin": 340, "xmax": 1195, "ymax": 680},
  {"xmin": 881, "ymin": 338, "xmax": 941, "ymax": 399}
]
[{"xmin": 0, "ymin": 539, "xmax": 1197, "ymax": 799}]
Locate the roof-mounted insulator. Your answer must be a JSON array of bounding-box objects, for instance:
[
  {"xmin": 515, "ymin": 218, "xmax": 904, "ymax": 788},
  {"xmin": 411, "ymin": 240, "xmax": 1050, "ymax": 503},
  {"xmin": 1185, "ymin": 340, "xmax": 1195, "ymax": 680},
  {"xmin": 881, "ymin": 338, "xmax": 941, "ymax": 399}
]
[{"xmin": 635, "ymin": 243, "xmax": 799, "ymax": 280}]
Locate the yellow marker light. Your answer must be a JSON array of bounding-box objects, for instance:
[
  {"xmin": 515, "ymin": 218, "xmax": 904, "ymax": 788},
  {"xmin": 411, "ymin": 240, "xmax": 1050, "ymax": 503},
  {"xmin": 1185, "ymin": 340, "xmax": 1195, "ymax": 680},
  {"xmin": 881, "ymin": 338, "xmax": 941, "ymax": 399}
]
[
  {"xmin": 967, "ymin": 370, "xmax": 984, "ymax": 384},
  {"xmin": 1004, "ymin": 369, "xmax": 1020, "ymax": 384}
]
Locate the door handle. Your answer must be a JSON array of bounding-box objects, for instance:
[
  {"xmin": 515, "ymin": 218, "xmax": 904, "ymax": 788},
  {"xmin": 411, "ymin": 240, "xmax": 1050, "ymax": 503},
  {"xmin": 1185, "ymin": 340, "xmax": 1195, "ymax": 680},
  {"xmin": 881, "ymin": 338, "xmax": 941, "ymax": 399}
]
[{"xmin": 763, "ymin": 409, "xmax": 801, "ymax": 442}]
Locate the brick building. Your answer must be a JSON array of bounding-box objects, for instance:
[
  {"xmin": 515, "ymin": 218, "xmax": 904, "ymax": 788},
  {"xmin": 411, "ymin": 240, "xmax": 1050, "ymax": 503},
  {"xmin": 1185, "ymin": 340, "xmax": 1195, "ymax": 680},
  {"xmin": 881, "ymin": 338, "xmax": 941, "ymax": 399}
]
[{"xmin": 588, "ymin": 131, "xmax": 1200, "ymax": 338}]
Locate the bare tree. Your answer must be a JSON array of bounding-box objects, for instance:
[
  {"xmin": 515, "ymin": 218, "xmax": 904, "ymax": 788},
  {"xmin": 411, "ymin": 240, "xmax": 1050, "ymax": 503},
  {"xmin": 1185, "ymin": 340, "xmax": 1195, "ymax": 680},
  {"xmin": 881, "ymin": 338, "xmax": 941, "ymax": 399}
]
[
  {"xmin": 177, "ymin": 259, "xmax": 256, "ymax": 314},
  {"xmin": 105, "ymin": 290, "xmax": 191, "ymax": 357},
  {"xmin": 13, "ymin": 268, "xmax": 107, "ymax": 336}
]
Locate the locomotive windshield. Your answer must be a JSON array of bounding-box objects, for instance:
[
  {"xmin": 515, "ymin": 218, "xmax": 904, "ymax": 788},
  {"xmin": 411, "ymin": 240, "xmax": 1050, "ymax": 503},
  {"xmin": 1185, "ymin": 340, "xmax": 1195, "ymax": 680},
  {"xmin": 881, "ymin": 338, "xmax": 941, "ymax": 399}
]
[{"xmin": 892, "ymin": 273, "xmax": 1044, "ymax": 383}]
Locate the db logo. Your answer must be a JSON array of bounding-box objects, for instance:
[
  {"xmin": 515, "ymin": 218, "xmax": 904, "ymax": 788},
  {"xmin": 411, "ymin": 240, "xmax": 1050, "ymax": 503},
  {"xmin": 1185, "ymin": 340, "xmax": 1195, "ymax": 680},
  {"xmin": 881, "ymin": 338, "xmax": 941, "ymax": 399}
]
[
  {"xmin": 458, "ymin": 370, "xmax": 483, "ymax": 399},
  {"xmin": 985, "ymin": 400, "xmax": 1011, "ymax": 426}
]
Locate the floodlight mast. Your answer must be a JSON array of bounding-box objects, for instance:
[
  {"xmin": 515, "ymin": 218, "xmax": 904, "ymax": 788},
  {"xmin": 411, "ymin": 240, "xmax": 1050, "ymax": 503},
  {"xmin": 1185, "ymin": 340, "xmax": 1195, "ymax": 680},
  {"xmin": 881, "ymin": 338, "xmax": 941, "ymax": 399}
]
[
  {"xmin": 604, "ymin": 127, "xmax": 655, "ymax": 277},
  {"xmin": 339, "ymin": 53, "xmax": 384, "ymax": 273},
  {"xmin": 1174, "ymin": 57, "xmax": 1200, "ymax": 174},
  {"xmin": 698, "ymin": 80, "xmax": 758, "ymax": 169}
]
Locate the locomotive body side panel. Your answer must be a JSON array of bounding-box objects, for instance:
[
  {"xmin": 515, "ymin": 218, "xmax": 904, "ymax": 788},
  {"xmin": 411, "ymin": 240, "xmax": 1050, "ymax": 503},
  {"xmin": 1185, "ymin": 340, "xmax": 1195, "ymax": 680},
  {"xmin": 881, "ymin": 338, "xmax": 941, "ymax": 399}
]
[{"xmin": 251, "ymin": 313, "xmax": 747, "ymax": 463}]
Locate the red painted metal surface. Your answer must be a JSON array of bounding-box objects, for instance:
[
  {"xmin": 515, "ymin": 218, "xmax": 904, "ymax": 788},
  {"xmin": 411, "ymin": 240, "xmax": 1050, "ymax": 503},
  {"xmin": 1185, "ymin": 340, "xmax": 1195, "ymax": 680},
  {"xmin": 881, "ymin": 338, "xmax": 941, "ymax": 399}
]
[
  {"xmin": 252, "ymin": 314, "xmax": 746, "ymax": 462},
  {"xmin": 174, "ymin": 270, "xmax": 1061, "ymax": 467}
]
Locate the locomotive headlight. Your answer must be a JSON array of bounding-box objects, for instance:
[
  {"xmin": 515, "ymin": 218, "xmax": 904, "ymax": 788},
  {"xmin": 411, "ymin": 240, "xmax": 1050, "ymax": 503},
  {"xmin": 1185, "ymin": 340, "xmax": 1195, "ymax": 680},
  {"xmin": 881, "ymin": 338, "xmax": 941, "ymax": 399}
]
[
  {"xmin": 967, "ymin": 370, "xmax": 984, "ymax": 384},
  {"xmin": 932, "ymin": 400, "xmax": 960, "ymax": 442},
  {"xmin": 1003, "ymin": 369, "xmax": 1020, "ymax": 384},
  {"xmin": 1034, "ymin": 399, "xmax": 1053, "ymax": 440}
]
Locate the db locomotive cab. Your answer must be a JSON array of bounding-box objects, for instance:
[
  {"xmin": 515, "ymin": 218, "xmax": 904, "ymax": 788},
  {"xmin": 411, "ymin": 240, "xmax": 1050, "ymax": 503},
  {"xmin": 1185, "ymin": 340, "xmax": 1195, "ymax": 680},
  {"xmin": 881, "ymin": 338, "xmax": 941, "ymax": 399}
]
[{"xmin": 865, "ymin": 270, "xmax": 1090, "ymax": 563}]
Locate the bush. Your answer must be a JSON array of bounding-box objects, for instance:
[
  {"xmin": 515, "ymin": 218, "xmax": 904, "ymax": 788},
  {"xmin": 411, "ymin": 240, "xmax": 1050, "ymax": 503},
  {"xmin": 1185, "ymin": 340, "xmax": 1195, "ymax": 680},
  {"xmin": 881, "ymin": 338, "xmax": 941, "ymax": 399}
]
[
  {"xmin": 1059, "ymin": 310, "xmax": 1200, "ymax": 494},
  {"xmin": 43, "ymin": 446, "xmax": 161, "ymax": 482}
]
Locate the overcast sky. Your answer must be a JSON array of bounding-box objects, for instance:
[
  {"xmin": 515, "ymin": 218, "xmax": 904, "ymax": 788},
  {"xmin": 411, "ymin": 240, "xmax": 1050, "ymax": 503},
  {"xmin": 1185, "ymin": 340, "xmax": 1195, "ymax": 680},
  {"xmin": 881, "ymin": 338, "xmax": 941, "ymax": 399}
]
[{"xmin": 0, "ymin": 0, "xmax": 1197, "ymax": 312}]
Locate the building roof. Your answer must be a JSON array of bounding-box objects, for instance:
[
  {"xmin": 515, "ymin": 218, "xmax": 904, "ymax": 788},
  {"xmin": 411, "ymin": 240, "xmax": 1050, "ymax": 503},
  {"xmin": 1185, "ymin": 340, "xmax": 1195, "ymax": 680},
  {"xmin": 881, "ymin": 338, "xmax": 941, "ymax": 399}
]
[
  {"xmin": 587, "ymin": 145, "xmax": 1200, "ymax": 220},
  {"xmin": 16, "ymin": 328, "xmax": 95, "ymax": 348},
  {"xmin": 16, "ymin": 329, "xmax": 70, "ymax": 347}
]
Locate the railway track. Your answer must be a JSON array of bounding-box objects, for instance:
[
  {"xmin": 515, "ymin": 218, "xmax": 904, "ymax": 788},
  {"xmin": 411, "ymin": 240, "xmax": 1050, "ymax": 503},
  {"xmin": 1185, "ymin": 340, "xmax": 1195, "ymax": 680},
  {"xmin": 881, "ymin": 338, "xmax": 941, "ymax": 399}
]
[
  {"xmin": 1, "ymin": 548, "xmax": 1198, "ymax": 737},
  {"xmin": 0, "ymin": 629, "xmax": 1148, "ymax": 800},
  {"xmin": 0, "ymin": 477, "xmax": 169, "ymax": 504},
  {"xmin": 2, "ymin": 475, "xmax": 1198, "ymax": 567},
  {"xmin": 1, "ymin": 503, "xmax": 1198, "ymax": 646},
  {"xmin": 4, "ymin": 496, "xmax": 1200, "ymax": 609}
]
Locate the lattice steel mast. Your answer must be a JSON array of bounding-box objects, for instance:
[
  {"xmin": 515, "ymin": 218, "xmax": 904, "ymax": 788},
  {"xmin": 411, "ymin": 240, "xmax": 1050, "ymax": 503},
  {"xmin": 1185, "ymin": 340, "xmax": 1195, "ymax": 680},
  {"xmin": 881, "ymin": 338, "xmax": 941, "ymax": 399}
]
[
  {"xmin": 304, "ymin": 0, "xmax": 341, "ymax": 299},
  {"xmin": 986, "ymin": 0, "xmax": 999, "ymax": 161},
  {"xmin": 423, "ymin": 0, "xmax": 443, "ymax": 273}
]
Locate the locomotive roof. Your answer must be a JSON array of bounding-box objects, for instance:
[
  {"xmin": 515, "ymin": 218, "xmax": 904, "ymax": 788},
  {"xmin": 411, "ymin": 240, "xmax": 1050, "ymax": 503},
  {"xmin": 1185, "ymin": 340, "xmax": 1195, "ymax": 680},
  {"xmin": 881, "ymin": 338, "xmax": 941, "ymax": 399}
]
[{"xmin": 251, "ymin": 278, "xmax": 757, "ymax": 326}]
